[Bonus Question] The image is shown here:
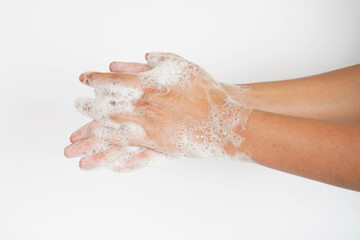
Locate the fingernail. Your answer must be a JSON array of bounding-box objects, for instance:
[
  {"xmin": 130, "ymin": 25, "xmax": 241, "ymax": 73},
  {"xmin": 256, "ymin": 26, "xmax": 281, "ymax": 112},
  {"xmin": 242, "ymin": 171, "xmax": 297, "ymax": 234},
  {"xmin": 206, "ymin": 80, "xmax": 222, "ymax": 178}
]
[
  {"xmin": 79, "ymin": 73, "xmax": 84, "ymax": 82},
  {"xmin": 109, "ymin": 62, "xmax": 121, "ymax": 71},
  {"xmin": 70, "ymin": 134, "xmax": 77, "ymax": 143},
  {"xmin": 79, "ymin": 156, "xmax": 99, "ymax": 170},
  {"xmin": 64, "ymin": 146, "xmax": 71, "ymax": 158},
  {"xmin": 79, "ymin": 158, "xmax": 88, "ymax": 169},
  {"xmin": 109, "ymin": 62, "xmax": 115, "ymax": 71},
  {"xmin": 79, "ymin": 157, "xmax": 94, "ymax": 169}
]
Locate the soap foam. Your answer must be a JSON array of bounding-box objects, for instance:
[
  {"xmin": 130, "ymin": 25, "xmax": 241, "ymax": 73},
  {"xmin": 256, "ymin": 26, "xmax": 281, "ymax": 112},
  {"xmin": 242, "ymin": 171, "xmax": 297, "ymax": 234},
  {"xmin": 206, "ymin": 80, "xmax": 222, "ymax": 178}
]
[{"xmin": 75, "ymin": 52, "xmax": 252, "ymax": 171}]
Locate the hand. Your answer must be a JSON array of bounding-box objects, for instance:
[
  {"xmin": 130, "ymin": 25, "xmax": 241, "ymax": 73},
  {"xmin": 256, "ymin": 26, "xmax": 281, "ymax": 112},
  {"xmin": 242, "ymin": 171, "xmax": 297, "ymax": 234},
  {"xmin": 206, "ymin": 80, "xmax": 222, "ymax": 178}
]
[
  {"xmin": 75, "ymin": 52, "xmax": 251, "ymax": 159},
  {"xmin": 108, "ymin": 60, "xmax": 248, "ymax": 105},
  {"xmin": 64, "ymin": 61, "xmax": 159, "ymax": 171},
  {"xmin": 64, "ymin": 120, "xmax": 163, "ymax": 171}
]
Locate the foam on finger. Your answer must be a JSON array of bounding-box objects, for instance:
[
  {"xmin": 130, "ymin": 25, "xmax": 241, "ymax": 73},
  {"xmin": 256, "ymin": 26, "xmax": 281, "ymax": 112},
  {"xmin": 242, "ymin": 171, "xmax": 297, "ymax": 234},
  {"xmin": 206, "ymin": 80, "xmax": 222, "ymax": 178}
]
[{"xmin": 91, "ymin": 122, "xmax": 146, "ymax": 146}]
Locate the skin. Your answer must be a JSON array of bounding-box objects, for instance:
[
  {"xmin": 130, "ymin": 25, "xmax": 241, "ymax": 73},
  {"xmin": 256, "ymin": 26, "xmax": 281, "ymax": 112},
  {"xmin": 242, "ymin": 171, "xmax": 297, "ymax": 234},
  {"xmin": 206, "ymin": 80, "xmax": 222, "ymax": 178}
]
[
  {"xmin": 223, "ymin": 64, "xmax": 360, "ymax": 123},
  {"xmin": 65, "ymin": 54, "xmax": 360, "ymax": 191},
  {"xmin": 71, "ymin": 53, "xmax": 250, "ymax": 156}
]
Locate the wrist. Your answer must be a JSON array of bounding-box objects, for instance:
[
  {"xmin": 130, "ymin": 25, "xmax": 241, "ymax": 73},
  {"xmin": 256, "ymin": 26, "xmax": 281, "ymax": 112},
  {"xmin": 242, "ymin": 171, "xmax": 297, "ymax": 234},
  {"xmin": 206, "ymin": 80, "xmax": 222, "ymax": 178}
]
[
  {"xmin": 222, "ymin": 83, "xmax": 270, "ymax": 111},
  {"xmin": 221, "ymin": 83, "xmax": 246, "ymax": 103}
]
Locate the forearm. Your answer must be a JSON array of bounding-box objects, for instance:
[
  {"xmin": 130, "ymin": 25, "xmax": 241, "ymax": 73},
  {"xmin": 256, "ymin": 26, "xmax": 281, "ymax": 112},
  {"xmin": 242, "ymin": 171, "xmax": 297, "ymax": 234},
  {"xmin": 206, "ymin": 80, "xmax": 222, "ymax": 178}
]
[
  {"xmin": 238, "ymin": 110, "xmax": 360, "ymax": 191},
  {"xmin": 224, "ymin": 64, "xmax": 360, "ymax": 123}
]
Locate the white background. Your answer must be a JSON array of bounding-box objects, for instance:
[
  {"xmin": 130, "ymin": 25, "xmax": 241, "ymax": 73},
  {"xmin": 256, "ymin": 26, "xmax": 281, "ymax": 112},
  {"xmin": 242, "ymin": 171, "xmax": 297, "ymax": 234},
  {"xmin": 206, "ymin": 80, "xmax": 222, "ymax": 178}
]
[{"xmin": 0, "ymin": 0, "xmax": 359, "ymax": 239}]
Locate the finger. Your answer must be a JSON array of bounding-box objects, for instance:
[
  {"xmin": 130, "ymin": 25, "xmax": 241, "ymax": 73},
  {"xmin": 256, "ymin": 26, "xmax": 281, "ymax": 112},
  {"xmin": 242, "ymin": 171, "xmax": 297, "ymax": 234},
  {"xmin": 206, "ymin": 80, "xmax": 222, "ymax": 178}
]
[
  {"xmin": 79, "ymin": 72, "xmax": 140, "ymax": 88},
  {"xmin": 74, "ymin": 97, "xmax": 97, "ymax": 119},
  {"xmin": 145, "ymin": 52, "xmax": 184, "ymax": 67},
  {"xmin": 109, "ymin": 62, "xmax": 152, "ymax": 73},
  {"xmin": 113, "ymin": 149, "xmax": 155, "ymax": 172},
  {"xmin": 79, "ymin": 146, "xmax": 123, "ymax": 170},
  {"xmin": 70, "ymin": 121, "xmax": 99, "ymax": 143},
  {"xmin": 75, "ymin": 97, "xmax": 111, "ymax": 120},
  {"xmin": 64, "ymin": 137, "xmax": 103, "ymax": 158},
  {"xmin": 110, "ymin": 113, "xmax": 144, "ymax": 126},
  {"xmin": 91, "ymin": 123, "xmax": 147, "ymax": 146},
  {"xmin": 79, "ymin": 146, "xmax": 142, "ymax": 170},
  {"xmin": 132, "ymin": 88, "xmax": 156, "ymax": 108},
  {"xmin": 113, "ymin": 150, "xmax": 151, "ymax": 172}
]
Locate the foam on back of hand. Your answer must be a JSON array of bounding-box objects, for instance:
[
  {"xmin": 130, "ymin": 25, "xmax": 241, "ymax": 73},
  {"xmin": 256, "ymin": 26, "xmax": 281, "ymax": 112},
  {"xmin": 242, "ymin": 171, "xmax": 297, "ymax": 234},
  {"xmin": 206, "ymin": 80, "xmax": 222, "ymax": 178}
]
[{"xmin": 139, "ymin": 52, "xmax": 252, "ymax": 159}]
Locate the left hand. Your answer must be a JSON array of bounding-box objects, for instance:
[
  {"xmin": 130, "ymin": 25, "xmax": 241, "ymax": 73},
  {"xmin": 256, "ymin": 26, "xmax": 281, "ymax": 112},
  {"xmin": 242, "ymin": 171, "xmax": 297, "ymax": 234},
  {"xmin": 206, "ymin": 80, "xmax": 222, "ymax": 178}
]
[{"xmin": 65, "ymin": 61, "xmax": 159, "ymax": 171}]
